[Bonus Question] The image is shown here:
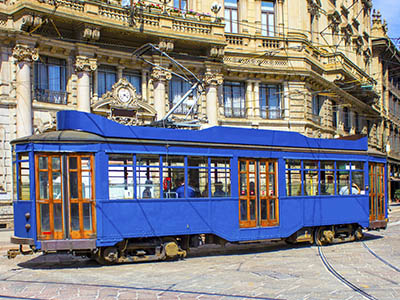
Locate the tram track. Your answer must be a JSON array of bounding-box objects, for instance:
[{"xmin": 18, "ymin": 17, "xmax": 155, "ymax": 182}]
[
  {"xmin": 361, "ymin": 241, "xmax": 400, "ymax": 273},
  {"xmin": 317, "ymin": 246, "xmax": 379, "ymax": 300}
]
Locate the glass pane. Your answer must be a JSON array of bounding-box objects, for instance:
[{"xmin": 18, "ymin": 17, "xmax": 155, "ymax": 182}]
[
  {"xmin": 249, "ymin": 161, "xmax": 255, "ymax": 173},
  {"xmin": 268, "ymin": 162, "xmax": 275, "ymax": 173},
  {"xmin": 286, "ymin": 159, "xmax": 301, "ymax": 169},
  {"xmin": 304, "ymin": 160, "xmax": 318, "ymax": 169},
  {"xmin": 320, "ymin": 171, "xmax": 335, "ymax": 195},
  {"xmin": 136, "ymin": 155, "xmax": 158, "ymax": 166},
  {"xmin": 337, "ymin": 171, "xmax": 350, "ymax": 195},
  {"xmin": 163, "ymin": 168, "xmax": 184, "ymax": 198},
  {"xmin": 286, "ymin": 170, "xmax": 301, "ymax": 196},
  {"xmin": 269, "ymin": 173, "xmax": 276, "ymax": 196},
  {"xmin": 39, "ymin": 171, "xmax": 49, "ymax": 199},
  {"xmin": 250, "ymin": 200, "xmax": 256, "ymax": 220},
  {"xmin": 52, "ymin": 172, "xmax": 62, "ymax": 199},
  {"xmin": 69, "ymin": 157, "xmax": 77, "ymax": 169},
  {"xmin": 69, "ymin": 171, "xmax": 78, "ymax": 199},
  {"xmin": 40, "ymin": 203, "xmax": 50, "ymax": 232},
  {"xmin": 249, "ymin": 174, "xmax": 256, "ymax": 196},
  {"xmin": 188, "ymin": 156, "xmax": 207, "ymax": 167},
  {"xmin": 82, "ymin": 171, "xmax": 92, "ymax": 199},
  {"xmin": 83, "ymin": 203, "xmax": 92, "ymax": 231},
  {"xmin": 211, "ymin": 168, "xmax": 231, "ymax": 197},
  {"xmin": 240, "ymin": 199, "xmax": 247, "ymax": 221},
  {"xmin": 163, "ymin": 155, "xmax": 184, "ymax": 166},
  {"xmin": 70, "ymin": 203, "xmax": 80, "ymax": 231},
  {"xmin": 261, "ymin": 199, "xmax": 267, "ymax": 220},
  {"xmin": 52, "ymin": 156, "xmax": 61, "ymax": 170},
  {"xmin": 240, "ymin": 173, "xmax": 247, "ymax": 196},
  {"xmin": 352, "ymin": 162, "xmax": 364, "ymax": 170},
  {"xmin": 260, "ymin": 162, "xmax": 266, "ymax": 173},
  {"xmin": 39, "ymin": 156, "xmax": 48, "ymax": 169},
  {"xmin": 337, "ymin": 162, "xmax": 350, "ymax": 170},
  {"xmin": 212, "ymin": 157, "xmax": 230, "ymax": 168},
  {"xmin": 81, "ymin": 157, "xmax": 91, "ymax": 170},
  {"xmin": 320, "ymin": 161, "xmax": 334, "ymax": 170},
  {"xmin": 260, "ymin": 173, "xmax": 267, "ymax": 197},
  {"xmin": 53, "ymin": 203, "xmax": 62, "ymax": 232},
  {"xmin": 304, "ymin": 170, "xmax": 318, "ymax": 196},
  {"xmin": 137, "ymin": 168, "xmax": 161, "ymax": 199},
  {"xmin": 352, "ymin": 171, "xmax": 364, "ymax": 194},
  {"xmin": 188, "ymin": 168, "xmax": 208, "ymax": 198},
  {"xmin": 240, "ymin": 161, "xmax": 247, "ymax": 172},
  {"xmin": 269, "ymin": 199, "xmax": 276, "ymax": 220},
  {"xmin": 20, "ymin": 161, "xmax": 30, "ymax": 200}
]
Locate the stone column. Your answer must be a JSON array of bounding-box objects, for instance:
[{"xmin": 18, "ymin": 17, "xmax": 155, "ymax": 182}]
[
  {"xmin": 204, "ymin": 72, "xmax": 223, "ymax": 127},
  {"xmin": 151, "ymin": 67, "xmax": 171, "ymax": 120},
  {"xmin": 13, "ymin": 44, "xmax": 38, "ymax": 138},
  {"xmin": 117, "ymin": 66, "xmax": 123, "ymax": 80},
  {"xmin": 277, "ymin": 0, "xmax": 284, "ymax": 36},
  {"xmin": 246, "ymin": 81, "xmax": 254, "ymax": 118},
  {"xmin": 254, "ymin": 81, "xmax": 260, "ymax": 118},
  {"xmin": 75, "ymin": 56, "xmax": 97, "ymax": 113},
  {"xmin": 141, "ymin": 70, "xmax": 148, "ymax": 101}
]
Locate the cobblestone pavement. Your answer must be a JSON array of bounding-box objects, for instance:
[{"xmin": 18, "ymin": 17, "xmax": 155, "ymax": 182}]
[{"xmin": 0, "ymin": 206, "xmax": 400, "ymax": 300}]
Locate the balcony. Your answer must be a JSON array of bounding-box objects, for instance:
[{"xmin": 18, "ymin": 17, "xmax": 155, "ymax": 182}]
[
  {"xmin": 34, "ymin": 89, "xmax": 67, "ymax": 105},
  {"xmin": 6, "ymin": 0, "xmax": 225, "ymax": 49},
  {"xmin": 311, "ymin": 114, "xmax": 322, "ymax": 125}
]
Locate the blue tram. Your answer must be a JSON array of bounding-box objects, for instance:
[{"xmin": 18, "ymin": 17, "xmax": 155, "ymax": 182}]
[{"xmin": 11, "ymin": 111, "xmax": 388, "ymax": 263}]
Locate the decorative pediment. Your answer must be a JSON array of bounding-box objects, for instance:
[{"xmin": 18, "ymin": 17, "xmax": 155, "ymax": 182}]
[{"xmin": 92, "ymin": 78, "xmax": 156, "ymax": 126}]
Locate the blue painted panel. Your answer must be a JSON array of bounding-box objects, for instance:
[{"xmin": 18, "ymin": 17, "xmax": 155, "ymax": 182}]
[
  {"xmin": 57, "ymin": 111, "xmax": 368, "ymax": 151},
  {"xmin": 13, "ymin": 201, "xmax": 35, "ymax": 240}
]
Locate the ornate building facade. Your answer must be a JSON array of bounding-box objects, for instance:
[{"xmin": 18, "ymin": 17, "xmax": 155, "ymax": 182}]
[{"xmin": 0, "ymin": 0, "xmax": 384, "ymax": 226}]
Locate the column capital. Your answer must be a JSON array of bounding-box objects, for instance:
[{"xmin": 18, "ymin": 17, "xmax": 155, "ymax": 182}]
[
  {"xmin": 150, "ymin": 67, "xmax": 172, "ymax": 81},
  {"xmin": 12, "ymin": 44, "xmax": 39, "ymax": 62},
  {"xmin": 203, "ymin": 72, "xmax": 224, "ymax": 86},
  {"xmin": 75, "ymin": 56, "xmax": 97, "ymax": 72}
]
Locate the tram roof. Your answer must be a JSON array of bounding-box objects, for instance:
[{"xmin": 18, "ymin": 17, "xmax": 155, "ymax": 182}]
[{"xmin": 13, "ymin": 110, "xmax": 368, "ymax": 151}]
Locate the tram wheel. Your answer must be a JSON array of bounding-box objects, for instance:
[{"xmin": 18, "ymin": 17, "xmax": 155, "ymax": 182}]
[{"xmin": 315, "ymin": 227, "xmax": 332, "ymax": 246}]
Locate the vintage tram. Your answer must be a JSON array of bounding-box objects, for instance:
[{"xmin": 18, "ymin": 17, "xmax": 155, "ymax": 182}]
[{"xmin": 10, "ymin": 111, "xmax": 388, "ymax": 264}]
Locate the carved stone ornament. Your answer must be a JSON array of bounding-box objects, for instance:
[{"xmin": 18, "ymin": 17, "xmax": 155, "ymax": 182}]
[
  {"xmin": 209, "ymin": 47, "xmax": 225, "ymax": 58},
  {"xmin": 12, "ymin": 44, "xmax": 39, "ymax": 62},
  {"xmin": 307, "ymin": 0, "xmax": 321, "ymax": 17},
  {"xmin": 92, "ymin": 78, "xmax": 157, "ymax": 126},
  {"xmin": 82, "ymin": 26, "xmax": 101, "ymax": 41},
  {"xmin": 150, "ymin": 67, "xmax": 172, "ymax": 81},
  {"xmin": 158, "ymin": 40, "xmax": 174, "ymax": 52},
  {"xmin": 75, "ymin": 56, "xmax": 97, "ymax": 72},
  {"xmin": 203, "ymin": 72, "xmax": 223, "ymax": 86}
]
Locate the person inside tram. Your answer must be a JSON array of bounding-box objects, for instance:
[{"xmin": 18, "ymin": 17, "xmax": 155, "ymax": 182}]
[
  {"xmin": 213, "ymin": 181, "xmax": 226, "ymax": 197},
  {"xmin": 142, "ymin": 179, "xmax": 153, "ymax": 198},
  {"xmin": 175, "ymin": 177, "xmax": 195, "ymax": 198},
  {"xmin": 339, "ymin": 176, "xmax": 360, "ymax": 195}
]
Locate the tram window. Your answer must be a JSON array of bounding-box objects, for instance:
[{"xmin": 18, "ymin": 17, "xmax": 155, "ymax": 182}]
[
  {"xmin": 17, "ymin": 154, "xmax": 30, "ymax": 201},
  {"xmin": 286, "ymin": 169, "xmax": 301, "ymax": 196},
  {"xmin": 211, "ymin": 158, "xmax": 231, "ymax": 197},
  {"xmin": 137, "ymin": 155, "xmax": 160, "ymax": 199},
  {"xmin": 352, "ymin": 161, "xmax": 364, "ymax": 170},
  {"xmin": 352, "ymin": 171, "xmax": 364, "ymax": 194},
  {"xmin": 304, "ymin": 160, "xmax": 318, "ymax": 169},
  {"xmin": 38, "ymin": 156, "xmax": 49, "ymax": 200},
  {"xmin": 286, "ymin": 159, "xmax": 301, "ymax": 169},
  {"xmin": 108, "ymin": 155, "xmax": 134, "ymax": 200},
  {"xmin": 304, "ymin": 170, "xmax": 319, "ymax": 196},
  {"xmin": 337, "ymin": 171, "xmax": 350, "ymax": 195},
  {"xmin": 188, "ymin": 156, "xmax": 208, "ymax": 198},
  {"xmin": 81, "ymin": 157, "xmax": 92, "ymax": 199},
  {"xmin": 163, "ymin": 155, "xmax": 184, "ymax": 198},
  {"xmin": 320, "ymin": 171, "xmax": 335, "ymax": 195},
  {"xmin": 320, "ymin": 161, "xmax": 334, "ymax": 170}
]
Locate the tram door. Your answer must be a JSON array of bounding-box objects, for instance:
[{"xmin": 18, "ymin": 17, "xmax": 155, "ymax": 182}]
[
  {"xmin": 239, "ymin": 159, "xmax": 279, "ymax": 228},
  {"xmin": 369, "ymin": 163, "xmax": 386, "ymax": 222},
  {"xmin": 36, "ymin": 154, "xmax": 96, "ymax": 240}
]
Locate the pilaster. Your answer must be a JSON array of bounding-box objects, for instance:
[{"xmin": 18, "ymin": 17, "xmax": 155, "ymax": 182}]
[
  {"xmin": 75, "ymin": 56, "xmax": 97, "ymax": 113},
  {"xmin": 151, "ymin": 67, "xmax": 171, "ymax": 120}
]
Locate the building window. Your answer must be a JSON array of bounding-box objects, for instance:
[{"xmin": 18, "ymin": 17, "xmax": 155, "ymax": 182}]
[
  {"xmin": 261, "ymin": 1, "xmax": 275, "ymax": 36},
  {"xmin": 173, "ymin": 0, "xmax": 187, "ymax": 10},
  {"xmin": 225, "ymin": 0, "xmax": 238, "ymax": 33},
  {"xmin": 169, "ymin": 77, "xmax": 197, "ymax": 114},
  {"xmin": 223, "ymin": 81, "xmax": 246, "ymax": 118},
  {"xmin": 312, "ymin": 95, "xmax": 324, "ymax": 125},
  {"xmin": 123, "ymin": 70, "xmax": 142, "ymax": 95},
  {"xmin": 259, "ymin": 84, "xmax": 282, "ymax": 119},
  {"xmin": 34, "ymin": 56, "xmax": 67, "ymax": 104},
  {"xmin": 98, "ymin": 66, "xmax": 117, "ymax": 97}
]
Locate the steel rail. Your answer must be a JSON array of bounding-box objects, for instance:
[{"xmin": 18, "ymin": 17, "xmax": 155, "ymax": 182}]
[
  {"xmin": 317, "ymin": 246, "xmax": 379, "ymax": 300},
  {"xmin": 362, "ymin": 241, "xmax": 400, "ymax": 273}
]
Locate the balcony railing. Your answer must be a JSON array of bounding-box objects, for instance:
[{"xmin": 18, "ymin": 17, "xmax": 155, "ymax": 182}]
[{"xmin": 34, "ymin": 89, "xmax": 67, "ymax": 105}]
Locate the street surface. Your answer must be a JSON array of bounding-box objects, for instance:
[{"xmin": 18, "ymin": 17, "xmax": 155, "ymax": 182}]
[{"xmin": 1, "ymin": 206, "xmax": 400, "ymax": 300}]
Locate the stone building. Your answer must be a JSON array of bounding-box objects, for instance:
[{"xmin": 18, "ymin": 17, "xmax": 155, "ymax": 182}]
[
  {"xmin": 0, "ymin": 0, "xmax": 382, "ymax": 227},
  {"xmin": 371, "ymin": 11, "xmax": 400, "ymax": 202}
]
